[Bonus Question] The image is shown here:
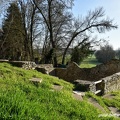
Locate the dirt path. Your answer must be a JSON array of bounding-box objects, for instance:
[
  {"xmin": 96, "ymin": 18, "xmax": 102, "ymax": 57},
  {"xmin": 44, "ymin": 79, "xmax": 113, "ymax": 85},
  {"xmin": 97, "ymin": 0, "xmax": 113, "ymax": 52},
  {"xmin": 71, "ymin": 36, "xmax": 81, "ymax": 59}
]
[
  {"xmin": 73, "ymin": 93, "xmax": 83, "ymax": 101},
  {"xmin": 103, "ymin": 93, "xmax": 120, "ymax": 117},
  {"xmin": 103, "ymin": 93, "xmax": 115, "ymax": 100},
  {"xmin": 88, "ymin": 97, "xmax": 106, "ymax": 113},
  {"xmin": 87, "ymin": 93, "xmax": 120, "ymax": 118},
  {"xmin": 108, "ymin": 107, "xmax": 120, "ymax": 115},
  {"xmin": 72, "ymin": 91, "xmax": 85, "ymax": 101}
]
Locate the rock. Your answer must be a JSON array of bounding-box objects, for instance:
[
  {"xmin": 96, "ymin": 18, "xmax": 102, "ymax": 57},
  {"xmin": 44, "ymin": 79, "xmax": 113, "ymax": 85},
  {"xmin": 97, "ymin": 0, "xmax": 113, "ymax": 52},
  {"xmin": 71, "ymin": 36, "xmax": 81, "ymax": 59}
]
[
  {"xmin": 52, "ymin": 84, "xmax": 63, "ymax": 91},
  {"xmin": 35, "ymin": 64, "xmax": 54, "ymax": 74},
  {"xmin": 35, "ymin": 67, "xmax": 48, "ymax": 74},
  {"xmin": 30, "ymin": 78, "xmax": 42, "ymax": 87},
  {"xmin": 22, "ymin": 62, "xmax": 36, "ymax": 70}
]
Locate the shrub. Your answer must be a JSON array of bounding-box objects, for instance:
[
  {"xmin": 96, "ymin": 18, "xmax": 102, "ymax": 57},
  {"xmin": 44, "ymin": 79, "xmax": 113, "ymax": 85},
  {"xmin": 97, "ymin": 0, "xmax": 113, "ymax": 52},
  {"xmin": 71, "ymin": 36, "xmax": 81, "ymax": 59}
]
[
  {"xmin": 71, "ymin": 47, "xmax": 82, "ymax": 65},
  {"xmin": 71, "ymin": 46, "xmax": 94, "ymax": 65}
]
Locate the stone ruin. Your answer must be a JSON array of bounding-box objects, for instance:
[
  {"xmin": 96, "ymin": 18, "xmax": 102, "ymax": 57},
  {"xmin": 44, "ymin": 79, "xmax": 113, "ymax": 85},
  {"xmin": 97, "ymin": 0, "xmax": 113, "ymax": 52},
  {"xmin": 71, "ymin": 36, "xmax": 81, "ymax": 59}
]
[
  {"xmin": 1, "ymin": 59, "xmax": 120, "ymax": 95},
  {"xmin": 53, "ymin": 60, "xmax": 120, "ymax": 95},
  {"xmin": 0, "ymin": 60, "xmax": 37, "ymax": 69},
  {"xmin": 54, "ymin": 60, "xmax": 120, "ymax": 82},
  {"xmin": 35, "ymin": 64, "xmax": 54, "ymax": 74},
  {"xmin": 0, "ymin": 59, "xmax": 54, "ymax": 74}
]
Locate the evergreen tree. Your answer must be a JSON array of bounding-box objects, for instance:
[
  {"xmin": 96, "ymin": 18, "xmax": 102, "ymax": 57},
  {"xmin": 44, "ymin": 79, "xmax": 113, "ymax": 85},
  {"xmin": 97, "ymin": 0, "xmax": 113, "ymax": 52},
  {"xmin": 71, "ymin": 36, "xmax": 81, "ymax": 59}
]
[
  {"xmin": 2, "ymin": 2, "xmax": 24, "ymax": 60},
  {"xmin": 71, "ymin": 44, "xmax": 94, "ymax": 65}
]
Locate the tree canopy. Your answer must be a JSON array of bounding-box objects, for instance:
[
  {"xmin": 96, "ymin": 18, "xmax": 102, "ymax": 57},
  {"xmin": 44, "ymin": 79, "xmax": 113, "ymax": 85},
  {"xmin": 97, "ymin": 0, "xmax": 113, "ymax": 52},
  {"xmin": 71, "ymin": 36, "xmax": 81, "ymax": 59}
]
[
  {"xmin": 1, "ymin": 2, "xmax": 24, "ymax": 60},
  {"xmin": 0, "ymin": 0, "xmax": 118, "ymax": 65}
]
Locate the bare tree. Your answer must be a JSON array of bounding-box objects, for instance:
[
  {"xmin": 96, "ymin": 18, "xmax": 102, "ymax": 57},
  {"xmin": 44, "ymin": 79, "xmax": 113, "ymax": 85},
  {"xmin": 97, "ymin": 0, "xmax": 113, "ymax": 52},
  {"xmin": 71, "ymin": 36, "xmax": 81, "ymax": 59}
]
[
  {"xmin": 32, "ymin": 0, "xmax": 117, "ymax": 66},
  {"xmin": 18, "ymin": 0, "xmax": 40, "ymax": 60},
  {"xmin": 61, "ymin": 7, "xmax": 117, "ymax": 64},
  {"xmin": 32, "ymin": 0, "xmax": 73, "ymax": 66}
]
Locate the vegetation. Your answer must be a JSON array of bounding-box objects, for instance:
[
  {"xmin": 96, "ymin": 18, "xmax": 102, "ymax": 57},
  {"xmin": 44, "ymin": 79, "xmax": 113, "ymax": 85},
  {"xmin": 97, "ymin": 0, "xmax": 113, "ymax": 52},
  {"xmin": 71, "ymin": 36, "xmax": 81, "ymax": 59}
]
[
  {"xmin": 95, "ymin": 45, "xmax": 115, "ymax": 63},
  {"xmin": 0, "ymin": 62, "xmax": 116, "ymax": 120},
  {"xmin": 0, "ymin": 1, "xmax": 119, "ymax": 119},
  {"xmin": 0, "ymin": 0, "xmax": 118, "ymax": 66},
  {"xmin": 71, "ymin": 47, "xmax": 82, "ymax": 65},
  {"xmin": 85, "ymin": 92, "xmax": 120, "ymax": 116},
  {"xmin": 1, "ymin": 3, "xmax": 24, "ymax": 60},
  {"xmin": 103, "ymin": 91, "xmax": 120, "ymax": 109},
  {"xmin": 80, "ymin": 55, "xmax": 101, "ymax": 68},
  {"xmin": 71, "ymin": 40, "xmax": 94, "ymax": 65},
  {"xmin": 116, "ymin": 48, "xmax": 120, "ymax": 60}
]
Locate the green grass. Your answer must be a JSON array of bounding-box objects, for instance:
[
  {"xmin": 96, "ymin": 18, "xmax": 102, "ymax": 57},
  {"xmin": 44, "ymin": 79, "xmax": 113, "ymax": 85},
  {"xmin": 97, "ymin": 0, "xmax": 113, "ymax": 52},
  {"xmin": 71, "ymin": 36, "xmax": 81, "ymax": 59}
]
[
  {"xmin": 0, "ymin": 62, "xmax": 117, "ymax": 119},
  {"xmin": 85, "ymin": 92, "xmax": 110, "ymax": 112},
  {"xmin": 86, "ymin": 91, "xmax": 120, "ymax": 109},
  {"xmin": 84, "ymin": 92, "xmax": 120, "ymax": 119},
  {"xmin": 80, "ymin": 55, "xmax": 101, "ymax": 68},
  {"xmin": 102, "ymin": 91, "xmax": 120, "ymax": 110}
]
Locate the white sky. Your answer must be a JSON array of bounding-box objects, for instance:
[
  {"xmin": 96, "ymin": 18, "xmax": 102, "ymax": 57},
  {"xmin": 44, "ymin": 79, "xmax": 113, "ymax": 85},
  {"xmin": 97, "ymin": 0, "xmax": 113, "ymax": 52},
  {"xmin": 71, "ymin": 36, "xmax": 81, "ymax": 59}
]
[{"xmin": 72, "ymin": 0, "xmax": 120, "ymax": 50}]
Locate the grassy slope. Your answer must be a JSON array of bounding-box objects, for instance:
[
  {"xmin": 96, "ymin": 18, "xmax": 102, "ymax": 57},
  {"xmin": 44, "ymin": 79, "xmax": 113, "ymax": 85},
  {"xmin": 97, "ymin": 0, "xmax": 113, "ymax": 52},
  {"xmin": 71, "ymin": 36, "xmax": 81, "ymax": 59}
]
[
  {"xmin": 80, "ymin": 56, "xmax": 120, "ymax": 119},
  {"xmin": 80, "ymin": 55, "xmax": 101, "ymax": 68},
  {"xmin": 0, "ymin": 63, "xmax": 117, "ymax": 120},
  {"xmin": 85, "ymin": 92, "xmax": 120, "ymax": 118}
]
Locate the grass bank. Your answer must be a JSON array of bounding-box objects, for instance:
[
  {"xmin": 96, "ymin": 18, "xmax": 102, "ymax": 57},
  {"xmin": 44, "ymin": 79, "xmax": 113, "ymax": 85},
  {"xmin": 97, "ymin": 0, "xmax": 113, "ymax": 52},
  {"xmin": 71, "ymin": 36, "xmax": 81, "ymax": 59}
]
[{"xmin": 0, "ymin": 63, "xmax": 117, "ymax": 120}]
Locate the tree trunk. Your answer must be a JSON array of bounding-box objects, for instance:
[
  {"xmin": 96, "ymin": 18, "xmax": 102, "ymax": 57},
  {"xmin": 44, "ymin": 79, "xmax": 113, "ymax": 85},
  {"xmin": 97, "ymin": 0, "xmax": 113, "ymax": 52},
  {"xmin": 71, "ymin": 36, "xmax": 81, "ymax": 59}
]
[
  {"xmin": 48, "ymin": 0, "xmax": 57, "ymax": 67},
  {"xmin": 62, "ymin": 49, "xmax": 67, "ymax": 65}
]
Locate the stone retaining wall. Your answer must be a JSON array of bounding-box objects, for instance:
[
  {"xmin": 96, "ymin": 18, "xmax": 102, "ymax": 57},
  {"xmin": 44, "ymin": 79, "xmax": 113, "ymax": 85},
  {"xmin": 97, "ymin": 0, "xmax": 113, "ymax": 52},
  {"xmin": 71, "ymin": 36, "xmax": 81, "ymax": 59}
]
[
  {"xmin": 54, "ymin": 62, "xmax": 93, "ymax": 82},
  {"xmin": 74, "ymin": 73, "xmax": 120, "ymax": 95},
  {"xmin": 54, "ymin": 60, "xmax": 120, "ymax": 94},
  {"xmin": 0, "ymin": 60, "xmax": 36, "ymax": 68},
  {"xmin": 0, "ymin": 60, "xmax": 54, "ymax": 74},
  {"xmin": 54, "ymin": 60, "xmax": 120, "ymax": 82},
  {"xmin": 73, "ymin": 80, "xmax": 96, "ymax": 93},
  {"xmin": 35, "ymin": 64, "xmax": 54, "ymax": 74},
  {"xmin": 102, "ymin": 72, "xmax": 120, "ymax": 94}
]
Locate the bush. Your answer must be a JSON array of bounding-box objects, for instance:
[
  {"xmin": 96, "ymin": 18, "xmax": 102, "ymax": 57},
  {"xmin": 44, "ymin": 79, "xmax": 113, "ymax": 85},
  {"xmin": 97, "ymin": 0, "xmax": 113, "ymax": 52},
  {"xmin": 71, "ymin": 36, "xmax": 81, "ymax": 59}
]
[
  {"xmin": 71, "ymin": 46, "xmax": 93, "ymax": 65},
  {"xmin": 95, "ymin": 45, "xmax": 115, "ymax": 63},
  {"xmin": 71, "ymin": 47, "xmax": 82, "ymax": 65}
]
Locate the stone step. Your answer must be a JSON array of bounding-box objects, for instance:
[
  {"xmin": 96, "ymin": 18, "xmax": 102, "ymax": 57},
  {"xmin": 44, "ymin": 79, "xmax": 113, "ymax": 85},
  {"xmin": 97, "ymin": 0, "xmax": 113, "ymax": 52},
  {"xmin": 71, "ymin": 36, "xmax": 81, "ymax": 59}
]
[{"xmin": 29, "ymin": 78, "xmax": 42, "ymax": 87}]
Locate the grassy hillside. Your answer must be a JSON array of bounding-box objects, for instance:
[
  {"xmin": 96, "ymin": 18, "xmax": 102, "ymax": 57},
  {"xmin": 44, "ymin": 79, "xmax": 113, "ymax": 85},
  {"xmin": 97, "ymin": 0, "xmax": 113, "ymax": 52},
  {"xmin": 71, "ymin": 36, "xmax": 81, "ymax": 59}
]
[
  {"xmin": 0, "ymin": 63, "xmax": 117, "ymax": 120},
  {"xmin": 80, "ymin": 55, "xmax": 101, "ymax": 68}
]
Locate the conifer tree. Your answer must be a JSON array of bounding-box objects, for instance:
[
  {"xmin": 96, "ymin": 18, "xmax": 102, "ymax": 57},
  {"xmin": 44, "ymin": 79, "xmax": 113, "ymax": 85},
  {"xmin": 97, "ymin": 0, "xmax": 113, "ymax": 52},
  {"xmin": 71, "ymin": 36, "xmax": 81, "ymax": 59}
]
[{"xmin": 2, "ymin": 2, "xmax": 24, "ymax": 60}]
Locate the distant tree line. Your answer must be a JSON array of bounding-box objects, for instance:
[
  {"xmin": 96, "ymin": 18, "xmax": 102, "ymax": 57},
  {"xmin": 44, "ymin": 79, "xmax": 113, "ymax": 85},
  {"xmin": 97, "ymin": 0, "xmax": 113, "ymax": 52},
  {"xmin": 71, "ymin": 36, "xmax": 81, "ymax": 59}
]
[
  {"xmin": 0, "ymin": 0, "xmax": 117, "ymax": 66},
  {"xmin": 95, "ymin": 44, "xmax": 120, "ymax": 63}
]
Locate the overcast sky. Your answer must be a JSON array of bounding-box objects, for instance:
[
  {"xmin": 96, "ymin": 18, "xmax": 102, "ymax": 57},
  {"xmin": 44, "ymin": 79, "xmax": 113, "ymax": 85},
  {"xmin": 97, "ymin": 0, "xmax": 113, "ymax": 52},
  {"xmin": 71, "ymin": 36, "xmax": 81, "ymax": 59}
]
[{"xmin": 72, "ymin": 0, "xmax": 120, "ymax": 50}]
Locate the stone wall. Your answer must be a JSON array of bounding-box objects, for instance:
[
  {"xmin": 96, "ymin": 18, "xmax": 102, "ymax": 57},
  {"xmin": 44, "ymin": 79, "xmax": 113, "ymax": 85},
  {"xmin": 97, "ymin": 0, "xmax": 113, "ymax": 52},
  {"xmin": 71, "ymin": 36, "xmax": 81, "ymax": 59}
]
[
  {"xmin": 35, "ymin": 64, "xmax": 54, "ymax": 74},
  {"xmin": 54, "ymin": 60, "xmax": 120, "ymax": 94},
  {"xmin": 0, "ymin": 60, "xmax": 36, "ymax": 68},
  {"xmin": 54, "ymin": 63, "xmax": 84, "ymax": 82},
  {"xmin": 54, "ymin": 60, "xmax": 120, "ymax": 82},
  {"xmin": 102, "ymin": 72, "xmax": 120, "ymax": 94},
  {"xmin": 87, "ymin": 59, "xmax": 120, "ymax": 81},
  {"xmin": 73, "ymin": 80, "xmax": 96, "ymax": 93},
  {"xmin": 22, "ymin": 62, "xmax": 36, "ymax": 69},
  {"xmin": 73, "ymin": 73, "xmax": 120, "ymax": 95},
  {"xmin": 0, "ymin": 60, "xmax": 54, "ymax": 72}
]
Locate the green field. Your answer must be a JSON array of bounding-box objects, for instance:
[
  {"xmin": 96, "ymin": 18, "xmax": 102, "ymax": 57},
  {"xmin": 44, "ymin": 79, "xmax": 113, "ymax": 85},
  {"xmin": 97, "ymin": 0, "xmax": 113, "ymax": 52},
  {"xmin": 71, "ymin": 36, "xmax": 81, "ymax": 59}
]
[
  {"xmin": 0, "ymin": 62, "xmax": 119, "ymax": 120},
  {"xmin": 80, "ymin": 55, "xmax": 101, "ymax": 68}
]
